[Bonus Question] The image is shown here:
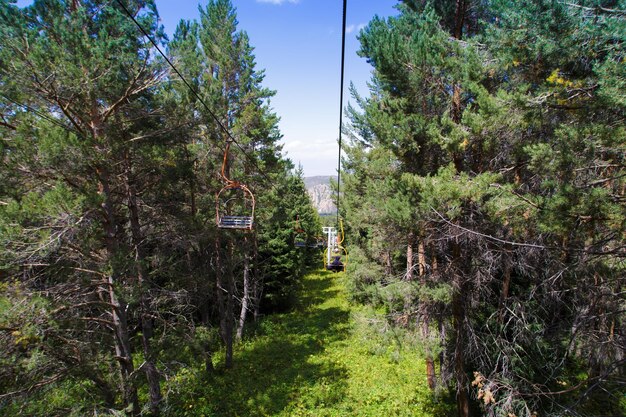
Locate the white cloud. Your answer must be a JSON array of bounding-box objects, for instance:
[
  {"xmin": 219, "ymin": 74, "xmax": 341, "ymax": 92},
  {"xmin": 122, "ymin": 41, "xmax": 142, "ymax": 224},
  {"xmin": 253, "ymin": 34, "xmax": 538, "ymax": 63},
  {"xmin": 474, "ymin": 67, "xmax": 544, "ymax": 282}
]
[
  {"xmin": 281, "ymin": 137, "xmax": 339, "ymax": 176},
  {"xmin": 345, "ymin": 23, "xmax": 366, "ymax": 35},
  {"xmin": 256, "ymin": 0, "xmax": 300, "ymax": 5}
]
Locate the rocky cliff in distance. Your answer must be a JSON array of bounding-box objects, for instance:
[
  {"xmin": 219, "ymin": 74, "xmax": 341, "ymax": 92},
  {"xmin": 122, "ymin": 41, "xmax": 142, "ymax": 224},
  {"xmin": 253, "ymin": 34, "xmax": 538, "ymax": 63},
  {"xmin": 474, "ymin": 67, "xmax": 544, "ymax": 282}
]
[{"xmin": 304, "ymin": 176, "xmax": 336, "ymax": 215}]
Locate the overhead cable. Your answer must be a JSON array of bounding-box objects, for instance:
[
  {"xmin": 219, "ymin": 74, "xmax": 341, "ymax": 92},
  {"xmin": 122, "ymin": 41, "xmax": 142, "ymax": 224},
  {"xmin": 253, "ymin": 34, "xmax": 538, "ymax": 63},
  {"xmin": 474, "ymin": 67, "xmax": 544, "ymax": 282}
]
[
  {"xmin": 114, "ymin": 0, "xmax": 276, "ymax": 188},
  {"xmin": 336, "ymin": 0, "xmax": 347, "ymax": 226}
]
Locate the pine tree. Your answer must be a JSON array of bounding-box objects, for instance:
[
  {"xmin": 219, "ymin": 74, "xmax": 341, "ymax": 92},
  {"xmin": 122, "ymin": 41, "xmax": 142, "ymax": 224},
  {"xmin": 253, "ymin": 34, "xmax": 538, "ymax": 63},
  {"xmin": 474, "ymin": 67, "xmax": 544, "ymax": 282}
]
[
  {"xmin": 1, "ymin": 0, "xmax": 318, "ymax": 414},
  {"xmin": 345, "ymin": 1, "xmax": 625, "ymax": 416},
  {"xmin": 0, "ymin": 0, "xmax": 177, "ymax": 413},
  {"xmin": 168, "ymin": 0, "xmax": 317, "ymax": 368}
]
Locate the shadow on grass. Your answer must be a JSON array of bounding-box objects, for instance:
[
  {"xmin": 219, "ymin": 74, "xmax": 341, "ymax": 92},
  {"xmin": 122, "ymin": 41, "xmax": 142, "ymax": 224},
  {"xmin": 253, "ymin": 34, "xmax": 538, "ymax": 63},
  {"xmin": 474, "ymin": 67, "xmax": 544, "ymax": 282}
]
[
  {"xmin": 294, "ymin": 272, "xmax": 343, "ymax": 309},
  {"xmin": 207, "ymin": 271, "xmax": 351, "ymax": 416}
]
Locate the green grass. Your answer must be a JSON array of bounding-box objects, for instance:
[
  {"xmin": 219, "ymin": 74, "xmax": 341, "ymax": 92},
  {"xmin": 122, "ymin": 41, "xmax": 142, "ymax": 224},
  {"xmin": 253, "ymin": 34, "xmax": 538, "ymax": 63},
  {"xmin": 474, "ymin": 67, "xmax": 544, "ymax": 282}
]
[{"xmin": 167, "ymin": 271, "xmax": 447, "ymax": 417}]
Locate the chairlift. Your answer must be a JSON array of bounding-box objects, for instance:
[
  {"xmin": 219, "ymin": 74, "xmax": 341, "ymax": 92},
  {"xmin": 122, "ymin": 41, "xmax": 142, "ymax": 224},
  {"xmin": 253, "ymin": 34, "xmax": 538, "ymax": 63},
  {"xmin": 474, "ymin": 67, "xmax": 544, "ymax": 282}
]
[
  {"xmin": 296, "ymin": 237, "xmax": 325, "ymax": 249},
  {"xmin": 322, "ymin": 221, "xmax": 347, "ymax": 272},
  {"xmin": 215, "ymin": 141, "xmax": 255, "ymax": 230},
  {"xmin": 216, "ymin": 181, "xmax": 255, "ymax": 230}
]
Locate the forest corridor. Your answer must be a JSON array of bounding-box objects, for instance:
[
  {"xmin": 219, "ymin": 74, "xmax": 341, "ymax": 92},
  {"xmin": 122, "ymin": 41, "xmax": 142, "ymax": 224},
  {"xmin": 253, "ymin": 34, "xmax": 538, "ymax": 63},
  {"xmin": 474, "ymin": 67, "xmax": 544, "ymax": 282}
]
[
  {"xmin": 186, "ymin": 270, "xmax": 441, "ymax": 417},
  {"xmin": 1, "ymin": 0, "xmax": 623, "ymax": 416}
]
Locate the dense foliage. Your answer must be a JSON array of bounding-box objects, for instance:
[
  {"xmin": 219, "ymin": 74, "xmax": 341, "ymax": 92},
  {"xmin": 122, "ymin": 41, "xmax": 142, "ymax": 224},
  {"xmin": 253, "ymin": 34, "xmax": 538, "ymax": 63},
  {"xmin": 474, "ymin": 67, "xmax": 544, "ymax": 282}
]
[
  {"xmin": 343, "ymin": 1, "xmax": 624, "ymax": 416},
  {"xmin": 164, "ymin": 271, "xmax": 449, "ymax": 417},
  {"xmin": 1, "ymin": 0, "xmax": 624, "ymax": 416},
  {"xmin": 0, "ymin": 0, "xmax": 319, "ymax": 414}
]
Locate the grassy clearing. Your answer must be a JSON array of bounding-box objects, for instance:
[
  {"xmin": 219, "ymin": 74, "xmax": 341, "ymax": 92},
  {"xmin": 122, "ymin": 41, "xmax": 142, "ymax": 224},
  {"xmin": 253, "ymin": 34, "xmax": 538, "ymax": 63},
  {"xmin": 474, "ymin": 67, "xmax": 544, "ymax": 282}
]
[{"xmin": 168, "ymin": 270, "xmax": 449, "ymax": 416}]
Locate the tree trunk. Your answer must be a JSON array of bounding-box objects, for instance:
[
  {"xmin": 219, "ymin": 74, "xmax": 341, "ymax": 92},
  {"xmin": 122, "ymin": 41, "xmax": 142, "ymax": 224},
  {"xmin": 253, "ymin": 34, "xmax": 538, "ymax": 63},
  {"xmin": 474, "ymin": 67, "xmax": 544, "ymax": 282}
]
[
  {"xmin": 418, "ymin": 240, "xmax": 437, "ymax": 390},
  {"xmin": 96, "ymin": 163, "xmax": 139, "ymax": 414},
  {"xmin": 439, "ymin": 315, "xmax": 448, "ymax": 384},
  {"xmin": 384, "ymin": 250, "xmax": 393, "ymax": 276},
  {"xmin": 140, "ymin": 321, "xmax": 162, "ymax": 416},
  {"xmin": 453, "ymin": 0, "xmax": 467, "ymax": 40},
  {"xmin": 236, "ymin": 237, "xmax": 251, "ymax": 341},
  {"xmin": 107, "ymin": 276, "xmax": 138, "ymax": 414},
  {"xmin": 204, "ymin": 250, "xmax": 216, "ymax": 375},
  {"xmin": 216, "ymin": 236, "xmax": 234, "ymax": 368},
  {"xmin": 124, "ymin": 155, "xmax": 162, "ymax": 415},
  {"xmin": 252, "ymin": 234, "xmax": 261, "ymax": 322},
  {"xmin": 451, "ymin": 240, "xmax": 470, "ymax": 417},
  {"xmin": 498, "ymin": 244, "xmax": 512, "ymax": 324},
  {"xmin": 186, "ymin": 147, "xmax": 197, "ymax": 216},
  {"xmin": 453, "ymin": 289, "xmax": 470, "ymax": 417},
  {"xmin": 423, "ymin": 318, "xmax": 437, "ymax": 390},
  {"xmin": 418, "ymin": 240, "xmax": 426, "ymax": 277},
  {"xmin": 404, "ymin": 234, "xmax": 415, "ymax": 320},
  {"xmin": 87, "ymin": 371, "xmax": 116, "ymax": 408},
  {"xmin": 405, "ymin": 233, "xmax": 415, "ymax": 282},
  {"xmin": 451, "ymin": 3, "xmax": 471, "ymax": 412},
  {"xmin": 224, "ymin": 240, "xmax": 235, "ymax": 368},
  {"xmin": 432, "ymin": 246, "xmax": 448, "ymax": 385},
  {"xmin": 451, "ymin": 0, "xmax": 467, "ymax": 173}
]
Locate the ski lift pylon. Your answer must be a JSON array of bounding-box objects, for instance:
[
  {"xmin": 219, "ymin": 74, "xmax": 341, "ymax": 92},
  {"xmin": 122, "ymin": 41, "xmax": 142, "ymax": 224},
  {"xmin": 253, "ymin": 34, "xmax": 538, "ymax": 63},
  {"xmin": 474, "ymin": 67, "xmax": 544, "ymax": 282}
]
[{"xmin": 322, "ymin": 219, "xmax": 347, "ymax": 272}]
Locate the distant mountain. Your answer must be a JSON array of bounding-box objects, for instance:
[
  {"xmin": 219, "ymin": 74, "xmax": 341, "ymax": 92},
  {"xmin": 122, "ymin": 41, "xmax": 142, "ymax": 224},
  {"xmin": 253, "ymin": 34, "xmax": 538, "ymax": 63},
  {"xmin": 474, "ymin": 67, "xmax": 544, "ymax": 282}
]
[{"xmin": 304, "ymin": 176, "xmax": 336, "ymax": 215}]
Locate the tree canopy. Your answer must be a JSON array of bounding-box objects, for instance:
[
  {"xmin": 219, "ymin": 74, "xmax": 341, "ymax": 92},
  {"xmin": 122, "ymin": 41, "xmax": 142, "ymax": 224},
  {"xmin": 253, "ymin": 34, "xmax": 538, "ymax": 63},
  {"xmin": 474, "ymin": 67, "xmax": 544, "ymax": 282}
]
[
  {"xmin": 343, "ymin": 1, "xmax": 624, "ymax": 416},
  {"xmin": 0, "ymin": 0, "xmax": 319, "ymax": 414},
  {"xmin": 0, "ymin": 1, "xmax": 623, "ymax": 416}
]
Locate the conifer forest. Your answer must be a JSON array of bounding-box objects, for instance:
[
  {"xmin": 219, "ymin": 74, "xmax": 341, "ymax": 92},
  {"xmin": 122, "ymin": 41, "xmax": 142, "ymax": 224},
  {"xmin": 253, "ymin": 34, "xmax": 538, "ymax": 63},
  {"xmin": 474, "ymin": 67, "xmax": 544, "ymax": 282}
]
[{"xmin": 0, "ymin": 1, "xmax": 624, "ymax": 416}]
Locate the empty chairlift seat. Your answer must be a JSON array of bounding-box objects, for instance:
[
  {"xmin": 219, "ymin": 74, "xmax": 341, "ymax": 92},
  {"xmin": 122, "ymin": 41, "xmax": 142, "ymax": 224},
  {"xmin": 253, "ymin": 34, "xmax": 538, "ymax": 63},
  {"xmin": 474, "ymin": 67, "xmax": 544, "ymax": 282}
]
[
  {"xmin": 216, "ymin": 182, "xmax": 255, "ymax": 231},
  {"xmin": 218, "ymin": 215, "xmax": 254, "ymax": 229}
]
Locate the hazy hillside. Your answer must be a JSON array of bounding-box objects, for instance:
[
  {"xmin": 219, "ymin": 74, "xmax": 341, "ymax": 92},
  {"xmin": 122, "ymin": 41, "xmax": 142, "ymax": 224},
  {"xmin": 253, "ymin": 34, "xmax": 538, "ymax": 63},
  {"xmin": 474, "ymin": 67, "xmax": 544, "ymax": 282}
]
[{"xmin": 304, "ymin": 176, "xmax": 336, "ymax": 214}]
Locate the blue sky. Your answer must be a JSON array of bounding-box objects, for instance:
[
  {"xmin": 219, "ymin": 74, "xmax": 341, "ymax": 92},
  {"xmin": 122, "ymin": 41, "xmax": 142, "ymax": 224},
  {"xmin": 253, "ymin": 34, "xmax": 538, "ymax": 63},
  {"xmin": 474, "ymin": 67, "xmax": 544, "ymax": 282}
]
[{"xmin": 17, "ymin": 0, "xmax": 400, "ymax": 176}]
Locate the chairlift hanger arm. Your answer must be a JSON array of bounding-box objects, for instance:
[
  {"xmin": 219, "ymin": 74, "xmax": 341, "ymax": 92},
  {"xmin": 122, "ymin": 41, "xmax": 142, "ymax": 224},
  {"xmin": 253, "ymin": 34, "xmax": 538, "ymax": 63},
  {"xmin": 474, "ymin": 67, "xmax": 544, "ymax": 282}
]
[{"xmin": 220, "ymin": 140, "xmax": 234, "ymax": 184}]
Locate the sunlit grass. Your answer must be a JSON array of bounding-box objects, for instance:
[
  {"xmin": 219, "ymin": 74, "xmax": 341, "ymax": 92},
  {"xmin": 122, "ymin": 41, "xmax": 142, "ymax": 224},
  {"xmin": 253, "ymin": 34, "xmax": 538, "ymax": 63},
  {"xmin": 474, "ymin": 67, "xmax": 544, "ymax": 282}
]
[{"xmin": 166, "ymin": 271, "xmax": 448, "ymax": 416}]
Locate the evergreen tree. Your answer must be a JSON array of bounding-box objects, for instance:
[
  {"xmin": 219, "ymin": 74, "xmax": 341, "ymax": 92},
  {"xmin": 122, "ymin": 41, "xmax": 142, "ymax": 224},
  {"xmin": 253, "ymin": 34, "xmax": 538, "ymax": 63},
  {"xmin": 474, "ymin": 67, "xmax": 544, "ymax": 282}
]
[
  {"xmin": 0, "ymin": 0, "xmax": 172, "ymax": 413},
  {"xmin": 345, "ymin": 2, "xmax": 625, "ymax": 416},
  {"xmin": 0, "ymin": 0, "xmax": 318, "ymax": 414}
]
